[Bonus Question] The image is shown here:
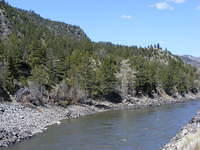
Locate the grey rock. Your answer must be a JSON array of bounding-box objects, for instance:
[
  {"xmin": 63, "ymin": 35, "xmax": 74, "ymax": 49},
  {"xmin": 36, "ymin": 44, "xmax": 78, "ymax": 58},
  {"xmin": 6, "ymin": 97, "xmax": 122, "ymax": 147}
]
[
  {"xmin": 0, "ymin": 8, "xmax": 12, "ymax": 40},
  {"xmin": 15, "ymin": 88, "xmax": 30, "ymax": 102},
  {"xmin": 15, "ymin": 88, "xmax": 44, "ymax": 106},
  {"xmin": 160, "ymin": 109, "xmax": 200, "ymax": 150}
]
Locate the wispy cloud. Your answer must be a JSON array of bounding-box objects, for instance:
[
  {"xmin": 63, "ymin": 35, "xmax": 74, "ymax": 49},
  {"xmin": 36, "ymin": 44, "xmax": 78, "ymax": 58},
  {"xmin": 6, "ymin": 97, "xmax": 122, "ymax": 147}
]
[
  {"xmin": 169, "ymin": 0, "xmax": 186, "ymax": 4},
  {"xmin": 197, "ymin": 6, "xmax": 200, "ymax": 10},
  {"xmin": 151, "ymin": 0, "xmax": 186, "ymax": 11},
  {"xmin": 151, "ymin": 2, "xmax": 174, "ymax": 10},
  {"xmin": 120, "ymin": 15, "xmax": 133, "ymax": 20}
]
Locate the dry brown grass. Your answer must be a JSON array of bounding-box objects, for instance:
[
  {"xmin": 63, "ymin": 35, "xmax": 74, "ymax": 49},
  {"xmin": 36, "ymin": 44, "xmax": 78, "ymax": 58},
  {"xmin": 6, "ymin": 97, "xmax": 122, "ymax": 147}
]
[{"xmin": 175, "ymin": 129, "xmax": 200, "ymax": 150}]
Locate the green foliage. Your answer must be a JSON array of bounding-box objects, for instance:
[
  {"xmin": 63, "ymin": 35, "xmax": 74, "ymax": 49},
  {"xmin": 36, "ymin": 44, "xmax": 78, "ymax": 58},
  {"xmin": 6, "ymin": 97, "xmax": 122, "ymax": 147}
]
[
  {"xmin": 134, "ymin": 60, "xmax": 158, "ymax": 96},
  {"xmin": 0, "ymin": 1, "xmax": 199, "ymax": 102},
  {"xmin": 29, "ymin": 65, "xmax": 50, "ymax": 86},
  {"xmin": 96, "ymin": 56, "xmax": 118, "ymax": 96}
]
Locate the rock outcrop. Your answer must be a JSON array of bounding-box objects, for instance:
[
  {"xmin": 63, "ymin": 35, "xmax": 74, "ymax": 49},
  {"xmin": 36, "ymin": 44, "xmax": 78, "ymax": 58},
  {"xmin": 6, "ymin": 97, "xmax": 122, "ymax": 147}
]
[{"xmin": 0, "ymin": 7, "xmax": 11, "ymax": 39}]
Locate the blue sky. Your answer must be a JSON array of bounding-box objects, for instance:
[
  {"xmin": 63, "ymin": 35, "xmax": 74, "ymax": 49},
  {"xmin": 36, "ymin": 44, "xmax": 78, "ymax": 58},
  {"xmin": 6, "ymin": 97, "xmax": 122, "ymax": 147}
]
[{"xmin": 6, "ymin": 0, "xmax": 200, "ymax": 56}]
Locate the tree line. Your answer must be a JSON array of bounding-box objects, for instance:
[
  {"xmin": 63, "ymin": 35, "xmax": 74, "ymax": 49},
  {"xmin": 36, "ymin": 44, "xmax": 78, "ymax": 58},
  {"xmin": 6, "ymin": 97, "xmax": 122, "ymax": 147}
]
[{"xmin": 0, "ymin": 1, "xmax": 199, "ymax": 105}]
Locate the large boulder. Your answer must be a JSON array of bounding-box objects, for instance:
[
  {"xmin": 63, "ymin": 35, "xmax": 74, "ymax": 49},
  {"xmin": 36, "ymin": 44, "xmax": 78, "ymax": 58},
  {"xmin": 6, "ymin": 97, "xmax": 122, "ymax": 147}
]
[
  {"xmin": 15, "ymin": 87, "xmax": 45, "ymax": 106},
  {"xmin": 50, "ymin": 81, "xmax": 86, "ymax": 107}
]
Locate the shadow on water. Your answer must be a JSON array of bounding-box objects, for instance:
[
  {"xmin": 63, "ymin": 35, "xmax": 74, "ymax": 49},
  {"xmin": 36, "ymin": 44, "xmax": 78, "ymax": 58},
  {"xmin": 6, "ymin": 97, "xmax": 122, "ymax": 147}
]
[{"xmin": 2, "ymin": 100, "xmax": 200, "ymax": 150}]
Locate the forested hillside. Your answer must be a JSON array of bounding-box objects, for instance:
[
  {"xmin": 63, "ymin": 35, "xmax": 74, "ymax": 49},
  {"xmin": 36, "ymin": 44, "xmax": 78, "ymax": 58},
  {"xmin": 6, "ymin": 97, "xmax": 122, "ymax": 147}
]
[{"xmin": 0, "ymin": 1, "xmax": 199, "ymax": 106}]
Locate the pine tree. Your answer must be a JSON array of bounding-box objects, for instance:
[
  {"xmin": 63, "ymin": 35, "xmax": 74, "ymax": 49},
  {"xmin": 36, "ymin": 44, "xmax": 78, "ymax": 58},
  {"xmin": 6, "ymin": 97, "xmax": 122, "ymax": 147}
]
[{"xmin": 96, "ymin": 56, "xmax": 118, "ymax": 96}]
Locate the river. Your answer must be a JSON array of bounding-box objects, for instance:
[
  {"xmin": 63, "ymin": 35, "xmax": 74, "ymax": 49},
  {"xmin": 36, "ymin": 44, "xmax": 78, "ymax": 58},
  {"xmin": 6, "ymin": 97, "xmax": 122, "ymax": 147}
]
[{"xmin": 3, "ymin": 100, "xmax": 200, "ymax": 150}]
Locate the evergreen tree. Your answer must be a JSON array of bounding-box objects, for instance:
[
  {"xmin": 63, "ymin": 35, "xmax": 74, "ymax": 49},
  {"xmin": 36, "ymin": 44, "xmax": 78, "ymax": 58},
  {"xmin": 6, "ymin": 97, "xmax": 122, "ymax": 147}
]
[{"xmin": 96, "ymin": 56, "xmax": 118, "ymax": 96}]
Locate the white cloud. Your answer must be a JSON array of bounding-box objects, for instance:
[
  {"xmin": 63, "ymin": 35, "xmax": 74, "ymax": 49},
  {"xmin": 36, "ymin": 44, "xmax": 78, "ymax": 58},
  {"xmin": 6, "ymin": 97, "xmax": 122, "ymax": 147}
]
[
  {"xmin": 152, "ymin": 2, "xmax": 174, "ymax": 10},
  {"xmin": 120, "ymin": 15, "xmax": 133, "ymax": 20},
  {"xmin": 151, "ymin": 0, "xmax": 186, "ymax": 11}
]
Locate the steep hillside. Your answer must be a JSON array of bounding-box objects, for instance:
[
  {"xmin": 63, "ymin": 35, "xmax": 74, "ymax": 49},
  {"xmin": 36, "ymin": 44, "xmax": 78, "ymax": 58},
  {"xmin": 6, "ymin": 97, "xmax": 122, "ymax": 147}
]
[
  {"xmin": 0, "ymin": 4, "xmax": 12, "ymax": 39},
  {"xmin": 0, "ymin": 0, "xmax": 88, "ymax": 40},
  {"xmin": 181, "ymin": 55, "xmax": 200, "ymax": 68},
  {"xmin": 0, "ymin": 1, "xmax": 199, "ymax": 106}
]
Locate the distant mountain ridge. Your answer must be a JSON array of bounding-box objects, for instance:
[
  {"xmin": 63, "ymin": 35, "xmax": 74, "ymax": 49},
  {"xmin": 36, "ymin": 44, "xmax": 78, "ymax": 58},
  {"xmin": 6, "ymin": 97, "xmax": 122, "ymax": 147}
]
[{"xmin": 180, "ymin": 55, "xmax": 200, "ymax": 68}]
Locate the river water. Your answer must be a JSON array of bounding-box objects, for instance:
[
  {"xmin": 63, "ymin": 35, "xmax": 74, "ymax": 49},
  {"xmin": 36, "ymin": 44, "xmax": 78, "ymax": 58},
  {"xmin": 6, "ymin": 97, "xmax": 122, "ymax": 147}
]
[{"xmin": 4, "ymin": 100, "xmax": 200, "ymax": 150}]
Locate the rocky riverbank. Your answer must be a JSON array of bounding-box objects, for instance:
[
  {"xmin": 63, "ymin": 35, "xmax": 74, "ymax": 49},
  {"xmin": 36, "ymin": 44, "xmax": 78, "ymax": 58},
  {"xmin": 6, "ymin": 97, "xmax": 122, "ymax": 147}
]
[
  {"xmin": 0, "ymin": 102, "xmax": 106, "ymax": 147},
  {"xmin": 1, "ymin": 93, "xmax": 200, "ymax": 148},
  {"xmin": 161, "ymin": 108, "xmax": 200, "ymax": 150}
]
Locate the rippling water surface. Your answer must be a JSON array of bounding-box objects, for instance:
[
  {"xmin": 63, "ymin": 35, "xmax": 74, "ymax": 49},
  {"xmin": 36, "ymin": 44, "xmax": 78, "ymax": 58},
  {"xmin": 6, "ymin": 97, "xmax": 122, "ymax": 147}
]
[{"xmin": 4, "ymin": 100, "xmax": 200, "ymax": 150}]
